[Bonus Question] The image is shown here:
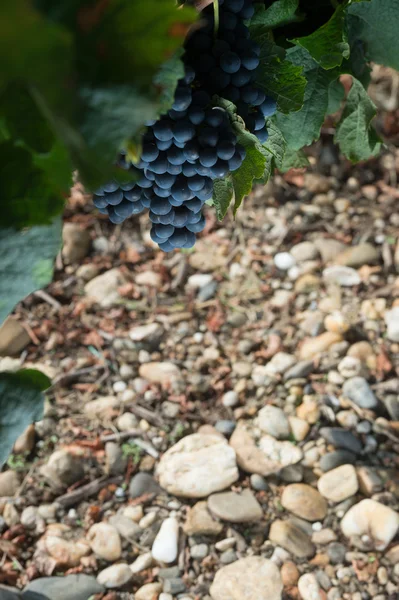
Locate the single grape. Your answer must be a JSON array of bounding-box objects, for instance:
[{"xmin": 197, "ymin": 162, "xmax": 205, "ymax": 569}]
[
  {"xmin": 260, "ymin": 97, "xmax": 277, "ymax": 118},
  {"xmin": 181, "ymin": 230, "xmax": 196, "ymax": 248},
  {"xmin": 159, "ymin": 209, "xmax": 176, "ymax": 225},
  {"xmin": 217, "ymin": 141, "xmax": 235, "ymax": 160},
  {"xmin": 182, "ymin": 163, "xmax": 198, "ymax": 177},
  {"xmin": 199, "ymin": 127, "xmax": 218, "ymax": 148},
  {"xmin": 167, "ymin": 146, "xmax": 186, "ymax": 165},
  {"xmin": 241, "ymin": 52, "xmax": 259, "ymax": 71},
  {"xmin": 255, "ymin": 126, "xmax": 269, "ymax": 143},
  {"xmin": 187, "ymin": 175, "xmax": 205, "ymax": 192},
  {"xmin": 173, "ymin": 120, "xmax": 195, "ymax": 143},
  {"xmin": 156, "ymin": 139, "xmax": 173, "ymax": 151},
  {"xmin": 150, "ymin": 198, "xmax": 173, "ymax": 215},
  {"xmin": 155, "ymin": 172, "xmax": 176, "ymax": 189},
  {"xmin": 167, "ymin": 163, "xmax": 183, "ymax": 175},
  {"xmin": 149, "ymin": 157, "xmax": 168, "ymax": 174},
  {"xmin": 120, "ymin": 181, "xmax": 136, "ymax": 191},
  {"xmin": 114, "ymin": 200, "xmax": 137, "ymax": 218},
  {"xmin": 183, "ymin": 140, "xmax": 200, "ymax": 161},
  {"xmin": 93, "ymin": 195, "xmax": 108, "ymax": 209},
  {"xmin": 171, "ymin": 179, "xmax": 192, "ymax": 202},
  {"xmin": 199, "ymin": 147, "xmax": 218, "ymax": 167},
  {"xmin": 106, "ymin": 190, "xmax": 124, "ymax": 206},
  {"xmin": 141, "ymin": 143, "xmax": 159, "ymax": 162},
  {"xmin": 155, "ymin": 223, "xmax": 175, "ymax": 239},
  {"xmin": 150, "ymin": 228, "xmax": 165, "ymax": 244},
  {"xmin": 124, "ymin": 188, "xmax": 142, "ymax": 202},
  {"xmin": 172, "ymin": 86, "xmax": 192, "ymax": 111},
  {"xmin": 158, "ymin": 239, "xmax": 175, "ymax": 252},
  {"xmin": 153, "ymin": 185, "xmax": 171, "ymax": 198},
  {"xmin": 108, "ymin": 208, "xmax": 126, "ymax": 224},
  {"xmin": 205, "ymin": 108, "xmax": 226, "ymax": 127},
  {"xmin": 231, "ymin": 68, "xmax": 252, "ymax": 87},
  {"xmin": 168, "ymin": 108, "xmax": 187, "ymax": 121},
  {"xmin": 102, "ymin": 181, "xmax": 119, "ymax": 193},
  {"xmin": 186, "ymin": 214, "xmax": 206, "ymax": 233},
  {"xmin": 137, "ymin": 174, "xmax": 153, "ymax": 188},
  {"xmin": 241, "ymin": 85, "xmax": 259, "ymax": 104},
  {"xmin": 188, "ymin": 106, "xmax": 205, "ymax": 125},
  {"xmin": 153, "ymin": 120, "xmax": 173, "ymax": 142},
  {"xmin": 169, "ymin": 228, "xmax": 189, "ymax": 249},
  {"xmin": 171, "ymin": 207, "xmax": 190, "ymax": 227},
  {"xmin": 220, "ymin": 51, "xmax": 241, "ymax": 74},
  {"xmin": 210, "ymin": 159, "xmax": 229, "ymax": 179},
  {"xmin": 239, "ymin": 2, "xmax": 255, "ymax": 19},
  {"xmin": 185, "ymin": 198, "xmax": 204, "ymax": 212}
]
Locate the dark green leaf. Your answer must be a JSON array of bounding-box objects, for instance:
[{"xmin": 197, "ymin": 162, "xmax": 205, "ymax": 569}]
[
  {"xmin": 0, "ymin": 142, "xmax": 65, "ymax": 228},
  {"xmin": 251, "ymin": 38, "xmax": 306, "ymax": 113},
  {"xmin": 276, "ymin": 47, "xmax": 339, "ymax": 149},
  {"xmin": 280, "ymin": 147, "xmax": 310, "ymax": 171},
  {"xmin": 347, "ymin": 0, "xmax": 399, "ymax": 71},
  {"xmin": 334, "ymin": 78, "xmax": 381, "ymax": 161},
  {"xmin": 293, "ymin": 3, "xmax": 350, "ymax": 69},
  {"xmin": 249, "ymin": 0, "xmax": 300, "ymax": 31},
  {"xmin": 0, "ymin": 369, "xmax": 50, "ymax": 466},
  {"xmin": 263, "ymin": 118, "xmax": 286, "ymax": 170},
  {"xmin": 327, "ymin": 78, "xmax": 345, "ymax": 114},
  {"xmin": 213, "ymin": 178, "xmax": 234, "ymax": 220},
  {"xmin": 154, "ymin": 50, "xmax": 186, "ymax": 115},
  {"xmin": 232, "ymin": 128, "xmax": 268, "ymax": 214},
  {"xmin": 0, "ymin": 218, "xmax": 61, "ymax": 323}
]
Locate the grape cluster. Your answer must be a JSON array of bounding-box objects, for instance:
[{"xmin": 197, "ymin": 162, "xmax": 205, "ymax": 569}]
[
  {"xmin": 185, "ymin": 0, "xmax": 276, "ymax": 143},
  {"xmin": 93, "ymin": 0, "xmax": 275, "ymax": 251}
]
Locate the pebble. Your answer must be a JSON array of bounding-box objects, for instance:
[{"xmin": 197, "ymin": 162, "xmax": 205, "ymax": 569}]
[
  {"xmin": 129, "ymin": 323, "xmax": 164, "ymax": 346},
  {"xmin": 230, "ymin": 423, "xmax": 303, "ymax": 476},
  {"xmin": 210, "ymin": 556, "xmax": 283, "ymax": 600},
  {"xmin": 319, "ymin": 450, "xmax": 356, "ymax": 472},
  {"xmin": 317, "ymin": 464, "xmax": 359, "ymax": 502},
  {"xmin": 334, "ymin": 243, "xmax": 379, "ymax": 268},
  {"xmin": 136, "ymin": 270, "xmax": 161, "ymax": 287},
  {"xmin": 215, "ymin": 420, "xmax": 236, "ymax": 436},
  {"xmin": 264, "ymin": 352, "xmax": 296, "ymax": 377},
  {"xmin": 139, "ymin": 362, "xmax": 181, "ymax": 385},
  {"xmin": 279, "ymin": 464, "xmax": 304, "ymax": 483},
  {"xmin": 135, "ymin": 582, "xmax": 163, "ymax": 600},
  {"xmin": 87, "ymin": 522, "xmax": 122, "ymax": 561},
  {"xmin": 23, "ymin": 575, "xmax": 104, "ymax": 600},
  {"xmin": 256, "ymin": 405, "xmax": 291, "ymax": 439},
  {"xmin": 288, "ymin": 416, "xmax": 310, "ymax": 442},
  {"xmin": 274, "ymin": 252, "xmax": 295, "ymax": 270},
  {"xmin": 281, "ymin": 561, "xmax": 300, "ymax": 587},
  {"xmin": 232, "ymin": 361, "xmax": 252, "ymax": 377},
  {"xmin": 13, "ymin": 424, "xmax": 36, "ymax": 454},
  {"xmin": 187, "ymin": 273, "xmax": 213, "ymax": 289},
  {"xmin": 281, "ymin": 484, "xmax": 327, "ymax": 522},
  {"xmin": 284, "ymin": 360, "xmax": 314, "ymax": 381},
  {"xmin": 215, "ymin": 537, "xmax": 236, "ymax": 551},
  {"xmin": 250, "ymin": 474, "xmax": 269, "ymax": 491},
  {"xmin": 337, "ymin": 356, "xmax": 362, "ymax": 379},
  {"xmin": 152, "ymin": 517, "xmax": 179, "ymax": 563},
  {"xmin": 184, "ymin": 501, "xmax": 223, "ymax": 536},
  {"xmin": 324, "ymin": 312, "xmax": 350, "ymax": 335},
  {"xmin": 97, "ymin": 563, "xmax": 133, "ymax": 588},
  {"xmin": 327, "ymin": 542, "xmax": 346, "ymax": 564},
  {"xmin": 117, "ymin": 412, "xmax": 138, "ymax": 431},
  {"xmin": 357, "ymin": 466, "xmax": 383, "ymax": 496},
  {"xmin": 130, "ymin": 552, "xmax": 153, "ymax": 573},
  {"xmin": 319, "ymin": 427, "xmax": 362, "ymax": 454},
  {"xmin": 347, "ymin": 341, "xmax": 377, "ymax": 369},
  {"xmin": 385, "ymin": 306, "xmax": 399, "ymax": 341},
  {"xmin": 208, "ymin": 489, "xmax": 263, "ymax": 523},
  {"xmin": 159, "ymin": 594, "xmax": 173, "ymax": 600},
  {"xmin": 323, "ymin": 265, "xmax": 361, "ymax": 286},
  {"xmin": 342, "ymin": 377, "xmax": 378, "ymax": 409},
  {"xmin": 83, "ymin": 395, "xmax": 120, "ymax": 419},
  {"xmin": 109, "ymin": 514, "xmax": 141, "ymax": 542},
  {"xmin": 84, "ymin": 268, "xmax": 126, "ymax": 306},
  {"xmin": 314, "ymin": 238, "xmax": 347, "ymax": 263},
  {"xmin": 62, "ymin": 223, "xmax": 91, "ymax": 264},
  {"xmin": 105, "ymin": 442, "xmax": 126, "ymax": 476},
  {"xmin": 157, "ymin": 433, "xmax": 239, "ymax": 498},
  {"xmin": 269, "ymin": 519, "xmax": 315, "ymax": 558},
  {"xmin": 291, "ymin": 241, "xmax": 319, "ymax": 262},
  {"xmin": 0, "ymin": 470, "xmax": 20, "ymax": 496},
  {"xmin": 129, "ymin": 473, "xmax": 162, "ymax": 498},
  {"xmin": 299, "ymin": 332, "xmax": 342, "ymax": 360},
  {"xmin": 40, "ymin": 450, "xmax": 84, "ymax": 491},
  {"xmin": 44, "ymin": 532, "xmax": 90, "ymax": 567},
  {"xmin": 298, "ymin": 573, "xmax": 325, "ymax": 600},
  {"xmin": 190, "ymin": 543, "xmax": 209, "ymax": 560},
  {"xmin": 341, "ymin": 499, "xmax": 399, "ymax": 550},
  {"xmin": 222, "ymin": 391, "xmax": 239, "ymax": 407},
  {"xmin": 312, "ymin": 528, "xmax": 337, "ymax": 545}
]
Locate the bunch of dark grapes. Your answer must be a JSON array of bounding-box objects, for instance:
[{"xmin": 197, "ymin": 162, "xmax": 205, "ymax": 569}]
[
  {"xmin": 185, "ymin": 0, "xmax": 277, "ymax": 143},
  {"xmin": 93, "ymin": 0, "xmax": 274, "ymax": 251}
]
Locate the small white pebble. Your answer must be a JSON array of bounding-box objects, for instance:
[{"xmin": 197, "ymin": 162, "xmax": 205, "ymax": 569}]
[
  {"xmin": 274, "ymin": 252, "xmax": 296, "ymax": 271},
  {"xmin": 113, "ymin": 381, "xmax": 127, "ymax": 393},
  {"xmin": 121, "ymin": 389, "xmax": 135, "ymax": 403},
  {"xmin": 193, "ymin": 332, "xmax": 204, "ymax": 343},
  {"xmin": 312, "ymin": 522, "xmax": 323, "ymax": 531}
]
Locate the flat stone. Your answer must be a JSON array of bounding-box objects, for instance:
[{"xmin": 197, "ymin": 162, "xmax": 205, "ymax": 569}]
[
  {"xmin": 83, "ymin": 396, "xmax": 120, "ymax": 419},
  {"xmin": 208, "ymin": 489, "xmax": 262, "ymax": 523},
  {"xmin": 319, "ymin": 450, "xmax": 357, "ymax": 472},
  {"xmin": 284, "ymin": 360, "xmax": 314, "ymax": 381},
  {"xmin": 109, "ymin": 514, "xmax": 141, "ymax": 542},
  {"xmin": 385, "ymin": 306, "xmax": 399, "ymax": 342},
  {"xmin": 129, "ymin": 323, "xmax": 164, "ymax": 346},
  {"xmin": 334, "ymin": 243, "xmax": 379, "ymax": 268},
  {"xmin": 87, "ymin": 522, "xmax": 122, "ymax": 561},
  {"xmin": 341, "ymin": 499, "xmax": 399, "ymax": 551},
  {"xmin": 264, "ymin": 353, "xmax": 296, "ymax": 377},
  {"xmin": 0, "ymin": 317, "xmax": 30, "ymax": 356},
  {"xmin": 43, "ymin": 531, "xmax": 90, "ymax": 568},
  {"xmin": 299, "ymin": 332, "xmax": 342, "ymax": 360},
  {"xmin": 291, "ymin": 242, "xmax": 319, "ymax": 262},
  {"xmin": 105, "ymin": 442, "xmax": 127, "ymax": 476},
  {"xmin": 84, "ymin": 268, "xmax": 126, "ymax": 307},
  {"xmin": 210, "ymin": 557, "xmax": 283, "ymax": 600},
  {"xmin": 288, "ymin": 417, "xmax": 310, "ymax": 442},
  {"xmin": 319, "ymin": 427, "xmax": 362, "ymax": 454},
  {"xmin": 323, "ymin": 266, "xmax": 361, "ymax": 286},
  {"xmin": 269, "ymin": 519, "xmax": 315, "ymax": 558},
  {"xmin": 62, "ymin": 223, "xmax": 91, "ymax": 264},
  {"xmin": 157, "ymin": 433, "xmax": 239, "ymax": 498},
  {"xmin": 183, "ymin": 501, "xmax": 223, "ymax": 536},
  {"xmin": 97, "ymin": 564, "xmax": 133, "ymax": 588},
  {"xmin": 129, "ymin": 473, "xmax": 162, "ymax": 498},
  {"xmin": 342, "ymin": 377, "xmax": 378, "ymax": 409},
  {"xmin": 256, "ymin": 405, "xmax": 290, "ymax": 439},
  {"xmin": 23, "ymin": 575, "xmax": 104, "ymax": 600},
  {"xmin": 139, "ymin": 362, "xmax": 181, "ymax": 385},
  {"xmin": 130, "ymin": 552, "xmax": 153, "ymax": 574},
  {"xmin": 135, "ymin": 582, "xmax": 163, "ymax": 600},
  {"xmin": 317, "ymin": 465, "xmax": 359, "ymax": 503},
  {"xmin": 230, "ymin": 423, "xmax": 302, "ymax": 476},
  {"xmin": 0, "ymin": 470, "xmax": 20, "ymax": 496},
  {"xmin": 281, "ymin": 484, "xmax": 327, "ymax": 522},
  {"xmin": 357, "ymin": 466, "xmax": 383, "ymax": 497}
]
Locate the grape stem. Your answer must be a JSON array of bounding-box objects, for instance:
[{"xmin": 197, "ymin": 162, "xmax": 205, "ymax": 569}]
[{"xmin": 213, "ymin": 0, "xmax": 219, "ymax": 39}]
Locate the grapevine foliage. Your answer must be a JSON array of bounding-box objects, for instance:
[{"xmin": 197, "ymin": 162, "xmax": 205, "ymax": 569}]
[{"xmin": 0, "ymin": 0, "xmax": 398, "ymax": 456}]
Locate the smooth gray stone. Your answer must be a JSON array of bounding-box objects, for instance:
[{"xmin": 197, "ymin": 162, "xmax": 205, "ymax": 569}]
[
  {"xmin": 319, "ymin": 450, "xmax": 357, "ymax": 472},
  {"xmin": 0, "ymin": 584, "xmax": 24, "ymax": 600},
  {"xmin": 129, "ymin": 472, "xmax": 162, "ymax": 498},
  {"xmin": 22, "ymin": 575, "xmax": 104, "ymax": 600},
  {"xmin": 343, "ymin": 377, "xmax": 378, "ymax": 409},
  {"xmin": 320, "ymin": 427, "xmax": 362, "ymax": 454}
]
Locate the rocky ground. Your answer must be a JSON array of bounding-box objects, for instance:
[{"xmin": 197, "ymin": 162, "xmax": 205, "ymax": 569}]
[{"xmin": 1, "ymin": 98, "xmax": 399, "ymax": 600}]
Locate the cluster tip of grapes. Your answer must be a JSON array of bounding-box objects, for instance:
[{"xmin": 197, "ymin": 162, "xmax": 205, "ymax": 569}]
[{"xmin": 93, "ymin": 0, "xmax": 277, "ymax": 251}]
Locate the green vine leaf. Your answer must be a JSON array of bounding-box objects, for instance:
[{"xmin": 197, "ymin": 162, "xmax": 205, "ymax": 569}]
[
  {"xmin": 250, "ymin": 37, "xmax": 306, "ymax": 113},
  {"xmin": 347, "ymin": 0, "xmax": 399, "ymax": 71},
  {"xmin": 280, "ymin": 147, "xmax": 310, "ymax": 171},
  {"xmin": 249, "ymin": 0, "xmax": 300, "ymax": 31},
  {"xmin": 0, "ymin": 218, "xmax": 62, "ymax": 323},
  {"xmin": 293, "ymin": 2, "xmax": 350, "ymax": 69},
  {"xmin": 213, "ymin": 177, "xmax": 234, "ymax": 220},
  {"xmin": 334, "ymin": 77, "xmax": 382, "ymax": 161},
  {"xmin": 275, "ymin": 46, "xmax": 340, "ymax": 150},
  {"xmin": 0, "ymin": 369, "xmax": 50, "ymax": 467},
  {"xmin": 327, "ymin": 78, "xmax": 345, "ymax": 115}
]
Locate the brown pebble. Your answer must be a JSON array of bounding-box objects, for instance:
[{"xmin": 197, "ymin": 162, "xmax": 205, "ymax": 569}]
[
  {"xmin": 310, "ymin": 552, "xmax": 330, "ymax": 566},
  {"xmin": 281, "ymin": 561, "xmax": 300, "ymax": 587}
]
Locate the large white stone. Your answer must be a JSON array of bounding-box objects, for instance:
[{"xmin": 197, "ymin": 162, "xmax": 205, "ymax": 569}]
[
  {"xmin": 341, "ymin": 499, "xmax": 399, "ymax": 550},
  {"xmin": 318, "ymin": 464, "xmax": 359, "ymax": 503},
  {"xmin": 157, "ymin": 433, "xmax": 239, "ymax": 498},
  {"xmin": 97, "ymin": 564, "xmax": 133, "ymax": 588},
  {"xmin": 210, "ymin": 557, "xmax": 283, "ymax": 600},
  {"xmin": 151, "ymin": 517, "xmax": 179, "ymax": 564},
  {"xmin": 84, "ymin": 268, "xmax": 126, "ymax": 307},
  {"xmin": 385, "ymin": 306, "xmax": 399, "ymax": 342}
]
